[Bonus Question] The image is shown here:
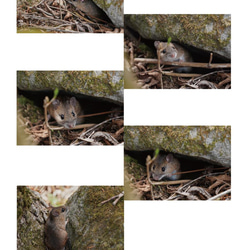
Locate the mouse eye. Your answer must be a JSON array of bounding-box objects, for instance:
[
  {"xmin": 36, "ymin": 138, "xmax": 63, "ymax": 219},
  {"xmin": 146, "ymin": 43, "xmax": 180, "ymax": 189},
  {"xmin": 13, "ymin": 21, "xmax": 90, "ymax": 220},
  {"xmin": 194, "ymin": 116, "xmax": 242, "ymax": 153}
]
[
  {"xmin": 162, "ymin": 49, "xmax": 166, "ymax": 54},
  {"xmin": 60, "ymin": 114, "xmax": 64, "ymax": 120},
  {"xmin": 152, "ymin": 164, "xmax": 156, "ymax": 170},
  {"xmin": 71, "ymin": 111, "xmax": 76, "ymax": 117},
  {"xmin": 161, "ymin": 167, "xmax": 166, "ymax": 172},
  {"xmin": 61, "ymin": 207, "xmax": 65, "ymax": 212}
]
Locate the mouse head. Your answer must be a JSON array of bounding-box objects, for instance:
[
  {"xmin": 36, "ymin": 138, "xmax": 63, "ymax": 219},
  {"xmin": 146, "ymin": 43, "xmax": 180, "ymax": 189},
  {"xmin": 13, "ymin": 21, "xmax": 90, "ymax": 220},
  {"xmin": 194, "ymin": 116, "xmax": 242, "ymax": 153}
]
[
  {"xmin": 154, "ymin": 41, "xmax": 178, "ymax": 61},
  {"xmin": 49, "ymin": 206, "xmax": 68, "ymax": 220},
  {"xmin": 48, "ymin": 206, "xmax": 68, "ymax": 217},
  {"xmin": 50, "ymin": 97, "xmax": 79, "ymax": 128},
  {"xmin": 151, "ymin": 153, "xmax": 180, "ymax": 181}
]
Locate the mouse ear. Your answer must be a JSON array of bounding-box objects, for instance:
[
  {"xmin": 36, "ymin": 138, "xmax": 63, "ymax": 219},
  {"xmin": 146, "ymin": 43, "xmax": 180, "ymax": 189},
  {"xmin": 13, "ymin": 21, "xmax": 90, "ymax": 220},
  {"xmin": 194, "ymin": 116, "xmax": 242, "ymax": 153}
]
[
  {"xmin": 51, "ymin": 208, "xmax": 60, "ymax": 217},
  {"xmin": 154, "ymin": 41, "xmax": 160, "ymax": 49},
  {"xmin": 47, "ymin": 206, "xmax": 53, "ymax": 212},
  {"xmin": 70, "ymin": 97, "xmax": 77, "ymax": 107},
  {"xmin": 166, "ymin": 154, "xmax": 173, "ymax": 162},
  {"xmin": 52, "ymin": 99, "xmax": 60, "ymax": 109}
]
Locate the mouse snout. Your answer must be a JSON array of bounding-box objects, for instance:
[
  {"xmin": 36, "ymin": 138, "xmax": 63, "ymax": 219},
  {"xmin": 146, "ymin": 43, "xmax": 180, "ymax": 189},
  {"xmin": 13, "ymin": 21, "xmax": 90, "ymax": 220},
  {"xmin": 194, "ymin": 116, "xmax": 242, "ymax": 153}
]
[
  {"xmin": 170, "ymin": 53, "xmax": 176, "ymax": 58},
  {"xmin": 151, "ymin": 173, "xmax": 162, "ymax": 181},
  {"xmin": 64, "ymin": 121, "xmax": 76, "ymax": 129}
]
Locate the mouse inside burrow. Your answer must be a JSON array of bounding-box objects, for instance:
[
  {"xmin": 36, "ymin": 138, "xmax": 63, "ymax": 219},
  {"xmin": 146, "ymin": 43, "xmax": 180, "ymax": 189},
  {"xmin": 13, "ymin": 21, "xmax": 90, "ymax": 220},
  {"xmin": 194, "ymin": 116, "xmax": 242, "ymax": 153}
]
[
  {"xmin": 17, "ymin": 89, "xmax": 123, "ymax": 127},
  {"xmin": 125, "ymin": 150, "xmax": 229, "ymax": 181}
]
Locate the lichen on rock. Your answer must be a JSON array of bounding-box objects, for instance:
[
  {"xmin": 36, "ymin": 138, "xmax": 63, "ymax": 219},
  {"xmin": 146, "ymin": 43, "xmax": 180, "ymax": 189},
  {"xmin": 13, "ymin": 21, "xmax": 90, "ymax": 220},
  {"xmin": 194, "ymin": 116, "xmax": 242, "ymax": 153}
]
[
  {"xmin": 93, "ymin": 0, "xmax": 124, "ymax": 27},
  {"xmin": 17, "ymin": 71, "xmax": 124, "ymax": 104},
  {"xmin": 125, "ymin": 14, "xmax": 231, "ymax": 59},
  {"xmin": 124, "ymin": 126, "xmax": 231, "ymax": 167},
  {"xmin": 66, "ymin": 186, "xmax": 124, "ymax": 249}
]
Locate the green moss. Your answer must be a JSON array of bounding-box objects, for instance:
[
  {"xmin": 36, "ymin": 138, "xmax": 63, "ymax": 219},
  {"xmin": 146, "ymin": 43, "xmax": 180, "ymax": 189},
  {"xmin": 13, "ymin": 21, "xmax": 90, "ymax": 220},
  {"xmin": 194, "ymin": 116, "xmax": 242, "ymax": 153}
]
[
  {"xmin": 125, "ymin": 126, "xmax": 231, "ymax": 157},
  {"xmin": 17, "ymin": 71, "xmax": 123, "ymax": 103},
  {"xmin": 124, "ymin": 154, "xmax": 145, "ymax": 180},
  {"xmin": 137, "ymin": 43, "xmax": 155, "ymax": 58},
  {"xmin": 127, "ymin": 14, "xmax": 230, "ymax": 55},
  {"xmin": 85, "ymin": 187, "xmax": 123, "ymax": 248},
  {"xmin": 68, "ymin": 186, "xmax": 124, "ymax": 249},
  {"xmin": 17, "ymin": 95, "xmax": 43, "ymax": 124},
  {"xmin": 17, "ymin": 27, "xmax": 48, "ymax": 33},
  {"xmin": 17, "ymin": 186, "xmax": 33, "ymax": 220},
  {"xmin": 94, "ymin": 0, "xmax": 123, "ymax": 10},
  {"xmin": 154, "ymin": 14, "xmax": 230, "ymax": 50},
  {"xmin": 17, "ymin": 186, "xmax": 46, "ymax": 250}
]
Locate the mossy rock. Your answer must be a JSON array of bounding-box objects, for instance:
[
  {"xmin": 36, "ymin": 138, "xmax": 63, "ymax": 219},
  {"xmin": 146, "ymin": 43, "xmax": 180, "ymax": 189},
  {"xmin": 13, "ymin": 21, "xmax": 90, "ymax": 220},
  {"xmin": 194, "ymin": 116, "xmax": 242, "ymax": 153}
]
[
  {"xmin": 17, "ymin": 186, "xmax": 48, "ymax": 250},
  {"xmin": 125, "ymin": 14, "xmax": 231, "ymax": 59},
  {"xmin": 17, "ymin": 71, "xmax": 123, "ymax": 104},
  {"xmin": 66, "ymin": 186, "xmax": 124, "ymax": 249},
  {"xmin": 93, "ymin": 0, "xmax": 124, "ymax": 27},
  {"xmin": 124, "ymin": 126, "xmax": 231, "ymax": 167},
  {"xmin": 17, "ymin": 186, "xmax": 124, "ymax": 249}
]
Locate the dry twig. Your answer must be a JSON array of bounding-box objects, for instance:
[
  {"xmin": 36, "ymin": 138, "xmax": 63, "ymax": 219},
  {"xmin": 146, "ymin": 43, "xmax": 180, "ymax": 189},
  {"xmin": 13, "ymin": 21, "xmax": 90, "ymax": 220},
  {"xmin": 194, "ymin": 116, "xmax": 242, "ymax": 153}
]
[
  {"xmin": 101, "ymin": 192, "xmax": 124, "ymax": 206},
  {"xmin": 125, "ymin": 38, "xmax": 231, "ymax": 89},
  {"xmin": 17, "ymin": 0, "xmax": 121, "ymax": 33}
]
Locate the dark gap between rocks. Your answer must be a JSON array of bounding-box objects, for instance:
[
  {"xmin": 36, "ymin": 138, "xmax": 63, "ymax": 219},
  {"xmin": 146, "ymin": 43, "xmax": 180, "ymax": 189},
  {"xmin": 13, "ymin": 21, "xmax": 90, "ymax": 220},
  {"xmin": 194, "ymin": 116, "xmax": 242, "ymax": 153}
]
[
  {"xmin": 125, "ymin": 150, "xmax": 229, "ymax": 180},
  {"xmin": 17, "ymin": 88, "xmax": 123, "ymax": 124},
  {"xmin": 125, "ymin": 25, "xmax": 230, "ymax": 75}
]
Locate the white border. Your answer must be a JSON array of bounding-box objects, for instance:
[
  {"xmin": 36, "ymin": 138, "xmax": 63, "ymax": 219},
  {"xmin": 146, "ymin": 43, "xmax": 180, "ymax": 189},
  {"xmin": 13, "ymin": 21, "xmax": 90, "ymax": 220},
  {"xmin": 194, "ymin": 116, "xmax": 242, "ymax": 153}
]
[{"xmin": 2, "ymin": 1, "xmax": 250, "ymax": 249}]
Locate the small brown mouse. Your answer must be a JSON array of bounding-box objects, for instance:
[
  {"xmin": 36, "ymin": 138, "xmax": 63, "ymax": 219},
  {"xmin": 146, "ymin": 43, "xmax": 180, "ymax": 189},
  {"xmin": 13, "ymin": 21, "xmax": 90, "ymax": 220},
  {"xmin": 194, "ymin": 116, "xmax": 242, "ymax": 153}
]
[
  {"xmin": 44, "ymin": 206, "xmax": 69, "ymax": 250},
  {"xmin": 47, "ymin": 96, "xmax": 84, "ymax": 129},
  {"xmin": 150, "ymin": 153, "xmax": 181, "ymax": 181},
  {"xmin": 154, "ymin": 41, "xmax": 193, "ymax": 73},
  {"xmin": 71, "ymin": 0, "xmax": 107, "ymax": 20}
]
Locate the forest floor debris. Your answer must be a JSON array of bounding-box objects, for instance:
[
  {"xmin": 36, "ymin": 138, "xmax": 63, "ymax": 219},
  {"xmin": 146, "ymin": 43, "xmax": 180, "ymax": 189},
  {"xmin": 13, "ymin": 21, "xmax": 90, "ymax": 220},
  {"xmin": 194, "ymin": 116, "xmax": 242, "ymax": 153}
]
[
  {"xmin": 125, "ymin": 38, "xmax": 231, "ymax": 89},
  {"xmin": 17, "ymin": 0, "xmax": 123, "ymax": 33}
]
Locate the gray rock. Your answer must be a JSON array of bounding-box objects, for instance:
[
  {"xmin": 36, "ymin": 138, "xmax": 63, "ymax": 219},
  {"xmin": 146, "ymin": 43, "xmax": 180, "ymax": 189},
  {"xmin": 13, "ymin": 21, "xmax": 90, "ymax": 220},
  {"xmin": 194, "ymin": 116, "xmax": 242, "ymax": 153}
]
[
  {"xmin": 66, "ymin": 186, "xmax": 124, "ymax": 249},
  {"xmin": 17, "ymin": 187, "xmax": 48, "ymax": 250},
  {"xmin": 124, "ymin": 126, "xmax": 231, "ymax": 167},
  {"xmin": 93, "ymin": 0, "xmax": 124, "ymax": 27},
  {"xmin": 17, "ymin": 71, "xmax": 124, "ymax": 104},
  {"xmin": 125, "ymin": 14, "xmax": 231, "ymax": 59},
  {"xmin": 17, "ymin": 186, "xmax": 124, "ymax": 249}
]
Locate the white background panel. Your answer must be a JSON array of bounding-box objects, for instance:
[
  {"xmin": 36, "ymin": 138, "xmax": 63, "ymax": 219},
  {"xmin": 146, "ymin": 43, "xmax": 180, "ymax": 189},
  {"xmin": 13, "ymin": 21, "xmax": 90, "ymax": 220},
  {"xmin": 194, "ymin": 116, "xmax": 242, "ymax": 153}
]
[{"xmin": 1, "ymin": 0, "xmax": 250, "ymax": 249}]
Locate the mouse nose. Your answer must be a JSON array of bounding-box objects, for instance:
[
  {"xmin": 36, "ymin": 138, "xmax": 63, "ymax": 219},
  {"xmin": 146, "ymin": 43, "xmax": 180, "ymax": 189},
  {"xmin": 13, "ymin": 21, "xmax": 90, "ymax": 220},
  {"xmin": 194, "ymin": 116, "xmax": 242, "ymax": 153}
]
[
  {"xmin": 64, "ymin": 120, "xmax": 77, "ymax": 129},
  {"xmin": 64, "ymin": 123, "xmax": 73, "ymax": 129}
]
